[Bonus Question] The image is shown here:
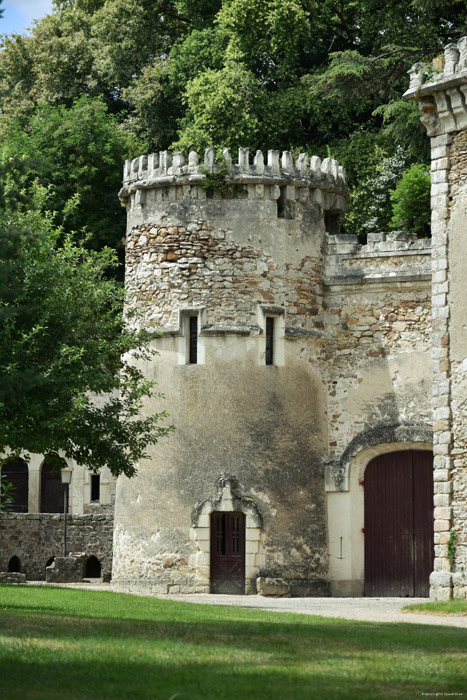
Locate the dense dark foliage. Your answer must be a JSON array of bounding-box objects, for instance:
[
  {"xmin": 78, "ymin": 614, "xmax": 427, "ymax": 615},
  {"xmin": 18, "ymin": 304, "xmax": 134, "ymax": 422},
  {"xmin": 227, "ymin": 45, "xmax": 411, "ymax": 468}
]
[{"xmin": 1, "ymin": 1, "xmax": 466, "ymax": 240}]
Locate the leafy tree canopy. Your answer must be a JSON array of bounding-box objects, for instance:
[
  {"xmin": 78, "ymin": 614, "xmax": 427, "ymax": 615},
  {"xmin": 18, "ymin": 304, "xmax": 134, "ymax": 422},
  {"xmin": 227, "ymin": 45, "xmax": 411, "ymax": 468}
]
[
  {"xmin": 0, "ymin": 177, "xmax": 172, "ymax": 477},
  {"xmin": 1, "ymin": 0, "xmax": 466, "ymax": 240}
]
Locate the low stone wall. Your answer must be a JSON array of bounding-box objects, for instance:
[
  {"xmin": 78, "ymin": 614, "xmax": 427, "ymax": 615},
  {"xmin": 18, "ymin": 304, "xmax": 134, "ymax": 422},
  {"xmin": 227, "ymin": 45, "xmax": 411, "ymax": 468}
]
[{"xmin": 0, "ymin": 513, "xmax": 113, "ymax": 581}]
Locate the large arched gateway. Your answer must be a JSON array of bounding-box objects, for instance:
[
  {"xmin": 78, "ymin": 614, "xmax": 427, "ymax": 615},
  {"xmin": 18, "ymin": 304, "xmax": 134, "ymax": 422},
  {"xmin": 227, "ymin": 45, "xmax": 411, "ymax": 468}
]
[{"xmin": 364, "ymin": 451, "xmax": 434, "ymax": 597}]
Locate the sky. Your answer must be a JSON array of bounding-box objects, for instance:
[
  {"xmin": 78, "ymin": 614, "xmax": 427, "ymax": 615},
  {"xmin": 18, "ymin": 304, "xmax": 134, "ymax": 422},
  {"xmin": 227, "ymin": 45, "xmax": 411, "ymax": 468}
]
[{"xmin": 1, "ymin": 0, "xmax": 54, "ymax": 35}]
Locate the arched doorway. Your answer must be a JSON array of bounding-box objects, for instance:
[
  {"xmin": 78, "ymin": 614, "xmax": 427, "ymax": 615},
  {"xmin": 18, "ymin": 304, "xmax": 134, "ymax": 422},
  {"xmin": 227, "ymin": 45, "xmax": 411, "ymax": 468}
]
[
  {"xmin": 210, "ymin": 511, "xmax": 246, "ymax": 594},
  {"xmin": 364, "ymin": 450, "xmax": 433, "ymax": 597},
  {"xmin": 85, "ymin": 556, "xmax": 101, "ymax": 578},
  {"xmin": 40, "ymin": 456, "xmax": 66, "ymax": 513},
  {"xmin": 1, "ymin": 457, "xmax": 28, "ymax": 512},
  {"xmin": 8, "ymin": 556, "xmax": 21, "ymax": 573}
]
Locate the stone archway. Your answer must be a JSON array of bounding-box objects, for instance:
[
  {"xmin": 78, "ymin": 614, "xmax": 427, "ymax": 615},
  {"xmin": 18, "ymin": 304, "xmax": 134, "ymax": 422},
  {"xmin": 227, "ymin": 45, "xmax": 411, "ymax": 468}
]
[
  {"xmin": 326, "ymin": 438, "xmax": 432, "ymax": 596},
  {"xmin": 364, "ymin": 450, "xmax": 434, "ymax": 597},
  {"xmin": 191, "ymin": 476, "xmax": 263, "ymax": 595}
]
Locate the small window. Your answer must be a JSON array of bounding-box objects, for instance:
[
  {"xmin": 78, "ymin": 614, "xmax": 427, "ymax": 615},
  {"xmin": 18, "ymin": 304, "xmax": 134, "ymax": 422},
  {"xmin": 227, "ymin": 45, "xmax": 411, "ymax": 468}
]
[
  {"xmin": 189, "ymin": 315, "xmax": 198, "ymax": 364},
  {"xmin": 265, "ymin": 317, "xmax": 274, "ymax": 365},
  {"xmin": 325, "ymin": 211, "xmax": 341, "ymax": 234},
  {"xmin": 277, "ymin": 187, "xmax": 295, "ymax": 219},
  {"xmin": 91, "ymin": 474, "xmax": 100, "ymax": 502}
]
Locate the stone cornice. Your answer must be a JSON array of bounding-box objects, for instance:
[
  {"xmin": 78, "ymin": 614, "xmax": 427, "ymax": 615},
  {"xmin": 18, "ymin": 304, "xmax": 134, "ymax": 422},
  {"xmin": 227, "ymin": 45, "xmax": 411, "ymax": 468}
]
[{"xmin": 404, "ymin": 38, "xmax": 467, "ymax": 136}]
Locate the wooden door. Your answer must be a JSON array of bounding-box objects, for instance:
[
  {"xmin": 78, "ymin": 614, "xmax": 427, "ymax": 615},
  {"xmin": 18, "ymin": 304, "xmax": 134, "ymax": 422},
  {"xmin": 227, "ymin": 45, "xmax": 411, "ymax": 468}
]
[
  {"xmin": 364, "ymin": 451, "xmax": 433, "ymax": 597},
  {"xmin": 210, "ymin": 511, "xmax": 246, "ymax": 594}
]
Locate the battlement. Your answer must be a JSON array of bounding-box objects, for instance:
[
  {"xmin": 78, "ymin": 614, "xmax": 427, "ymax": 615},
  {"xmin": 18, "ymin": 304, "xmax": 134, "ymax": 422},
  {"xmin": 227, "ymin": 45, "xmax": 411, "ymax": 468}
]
[
  {"xmin": 119, "ymin": 147, "xmax": 347, "ymax": 203},
  {"xmin": 404, "ymin": 36, "xmax": 467, "ymax": 136},
  {"xmin": 325, "ymin": 232, "xmax": 432, "ymax": 286},
  {"xmin": 405, "ymin": 37, "xmax": 467, "ymax": 95}
]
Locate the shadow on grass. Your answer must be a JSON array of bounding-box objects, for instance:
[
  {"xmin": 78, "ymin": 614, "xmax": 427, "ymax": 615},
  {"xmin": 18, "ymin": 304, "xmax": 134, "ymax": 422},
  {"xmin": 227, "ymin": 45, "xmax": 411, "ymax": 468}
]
[{"xmin": 0, "ymin": 587, "xmax": 465, "ymax": 700}]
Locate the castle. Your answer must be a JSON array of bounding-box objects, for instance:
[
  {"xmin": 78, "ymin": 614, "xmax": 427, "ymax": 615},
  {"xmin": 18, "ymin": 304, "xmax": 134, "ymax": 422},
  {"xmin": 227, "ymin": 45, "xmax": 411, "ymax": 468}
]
[{"xmin": 1, "ymin": 39, "xmax": 466, "ymax": 600}]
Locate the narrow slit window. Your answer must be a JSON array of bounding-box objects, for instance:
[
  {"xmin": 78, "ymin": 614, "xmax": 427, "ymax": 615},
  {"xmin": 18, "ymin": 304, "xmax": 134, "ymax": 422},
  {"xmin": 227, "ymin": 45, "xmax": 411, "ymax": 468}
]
[
  {"xmin": 91, "ymin": 474, "xmax": 100, "ymax": 502},
  {"xmin": 265, "ymin": 316, "xmax": 274, "ymax": 365},
  {"xmin": 189, "ymin": 315, "xmax": 198, "ymax": 364}
]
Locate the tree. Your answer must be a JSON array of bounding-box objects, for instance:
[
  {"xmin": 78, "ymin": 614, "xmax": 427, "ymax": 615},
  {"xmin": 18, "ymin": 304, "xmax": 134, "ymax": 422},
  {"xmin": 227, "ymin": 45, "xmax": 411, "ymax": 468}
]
[
  {"xmin": 0, "ymin": 96, "xmax": 142, "ymax": 267},
  {"xmin": 390, "ymin": 164, "xmax": 431, "ymax": 237},
  {"xmin": 1, "ymin": 0, "xmax": 466, "ymax": 246},
  {"xmin": 0, "ymin": 186, "xmax": 173, "ymax": 477}
]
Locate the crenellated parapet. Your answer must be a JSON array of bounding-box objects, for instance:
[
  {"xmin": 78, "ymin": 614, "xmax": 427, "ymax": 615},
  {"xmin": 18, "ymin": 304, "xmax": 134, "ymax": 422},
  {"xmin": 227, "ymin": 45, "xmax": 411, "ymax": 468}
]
[
  {"xmin": 404, "ymin": 37, "xmax": 467, "ymax": 136},
  {"xmin": 119, "ymin": 147, "xmax": 347, "ymax": 213}
]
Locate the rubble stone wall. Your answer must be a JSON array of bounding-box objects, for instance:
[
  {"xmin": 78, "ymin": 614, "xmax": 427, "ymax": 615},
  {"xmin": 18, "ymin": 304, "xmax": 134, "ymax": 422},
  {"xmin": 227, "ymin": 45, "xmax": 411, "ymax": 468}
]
[{"xmin": 0, "ymin": 513, "xmax": 113, "ymax": 581}]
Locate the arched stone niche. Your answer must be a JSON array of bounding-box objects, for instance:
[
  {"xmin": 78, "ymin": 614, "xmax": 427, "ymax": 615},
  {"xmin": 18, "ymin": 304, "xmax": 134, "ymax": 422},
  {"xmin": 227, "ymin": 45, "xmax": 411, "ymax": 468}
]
[
  {"xmin": 326, "ymin": 434, "xmax": 433, "ymax": 596},
  {"xmin": 190, "ymin": 476, "xmax": 264, "ymax": 594},
  {"xmin": 325, "ymin": 423, "xmax": 432, "ymax": 492}
]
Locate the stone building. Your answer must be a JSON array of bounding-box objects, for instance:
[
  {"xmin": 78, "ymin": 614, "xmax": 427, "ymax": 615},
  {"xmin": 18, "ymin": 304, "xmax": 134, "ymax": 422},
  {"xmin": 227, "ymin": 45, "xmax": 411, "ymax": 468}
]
[
  {"xmin": 112, "ymin": 137, "xmax": 438, "ymax": 597},
  {"xmin": 0, "ymin": 453, "xmax": 116, "ymax": 580},
  {"xmin": 2, "ymin": 38, "xmax": 466, "ymax": 599}
]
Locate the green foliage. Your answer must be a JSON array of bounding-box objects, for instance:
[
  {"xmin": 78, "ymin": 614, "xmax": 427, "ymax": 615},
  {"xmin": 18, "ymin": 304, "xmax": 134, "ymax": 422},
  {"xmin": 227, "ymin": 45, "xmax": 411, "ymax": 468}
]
[
  {"xmin": 0, "ymin": 96, "xmax": 141, "ymax": 260},
  {"xmin": 447, "ymin": 530, "xmax": 457, "ymax": 570},
  {"xmin": 173, "ymin": 60, "xmax": 264, "ymax": 153},
  {"xmin": 0, "ymin": 0, "xmax": 465, "ymax": 249},
  {"xmin": 0, "ymin": 196, "xmax": 173, "ymax": 477},
  {"xmin": 343, "ymin": 146, "xmax": 410, "ymax": 236},
  {"xmin": 390, "ymin": 164, "xmax": 431, "ymax": 236}
]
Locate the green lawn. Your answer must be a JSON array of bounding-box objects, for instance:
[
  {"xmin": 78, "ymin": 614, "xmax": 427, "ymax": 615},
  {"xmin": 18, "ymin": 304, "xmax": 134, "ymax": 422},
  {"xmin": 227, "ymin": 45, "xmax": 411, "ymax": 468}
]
[
  {"xmin": 404, "ymin": 599, "xmax": 467, "ymax": 615},
  {"xmin": 0, "ymin": 586, "xmax": 465, "ymax": 700}
]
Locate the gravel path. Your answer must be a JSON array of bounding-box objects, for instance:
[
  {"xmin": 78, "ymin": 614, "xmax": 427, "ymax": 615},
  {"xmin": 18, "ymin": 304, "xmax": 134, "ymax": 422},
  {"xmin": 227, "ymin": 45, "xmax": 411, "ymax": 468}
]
[
  {"xmin": 159, "ymin": 593, "xmax": 467, "ymax": 628},
  {"xmin": 30, "ymin": 582, "xmax": 467, "ymax": 628}
]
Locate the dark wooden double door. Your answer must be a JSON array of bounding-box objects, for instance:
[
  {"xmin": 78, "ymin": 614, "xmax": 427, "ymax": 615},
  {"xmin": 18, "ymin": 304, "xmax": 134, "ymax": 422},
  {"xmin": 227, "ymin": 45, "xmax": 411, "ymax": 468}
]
[
  {"xmin": 364, "ymin": 450, "xmax": 434, "ymax": 597},
  {"xmin": 210, "ymin": 511, "xmax": 245, "ymax": 594}
]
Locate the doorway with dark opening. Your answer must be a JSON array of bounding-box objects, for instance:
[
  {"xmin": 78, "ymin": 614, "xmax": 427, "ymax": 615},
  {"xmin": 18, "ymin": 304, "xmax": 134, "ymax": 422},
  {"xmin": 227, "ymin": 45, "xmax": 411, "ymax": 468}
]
[{"xmin": 210, "ymin": 511, "xmax": 245, "ymax": 594}]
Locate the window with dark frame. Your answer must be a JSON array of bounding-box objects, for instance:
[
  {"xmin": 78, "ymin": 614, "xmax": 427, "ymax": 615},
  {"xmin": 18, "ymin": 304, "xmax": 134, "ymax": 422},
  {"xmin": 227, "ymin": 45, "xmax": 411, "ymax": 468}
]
[
  {"xmin": 91, "ymin": 474, "xmax": 100, "ymax": 502},
  {"xmin": 265, "ymin": 316, "xmax": 274, "ymax": 365},
  {"xmin": 189, "ymin": 315, "xmax": 198, "ymax": 364}
]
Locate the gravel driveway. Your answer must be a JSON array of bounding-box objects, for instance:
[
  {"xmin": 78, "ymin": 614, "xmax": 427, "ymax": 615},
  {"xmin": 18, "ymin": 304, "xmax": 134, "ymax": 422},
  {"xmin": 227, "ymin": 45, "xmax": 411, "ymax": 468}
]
[{"xmin": 161, "ymin": 593, "xmax": 467, "ymax": 628}]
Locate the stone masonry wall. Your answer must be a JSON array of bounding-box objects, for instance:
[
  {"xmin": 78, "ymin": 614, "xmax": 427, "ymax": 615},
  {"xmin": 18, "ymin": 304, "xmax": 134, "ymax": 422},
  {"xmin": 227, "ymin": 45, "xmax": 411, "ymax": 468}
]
[
  {"xmin": 405, "ymin": 37, "xmax": 467, "ymax": 598},
  {"xmin": 126, "ymin": 221, "xmax": 325, "ymax": 333},
  {"xmin": 0, "ymin": 513, "xmax": 113, "ymax": 581},
  {"xmin": 324, "ymin": 233, "xmax": 432, "ymax": 490},
  {"xmin": 448, "ymin": 131, "xmax": 467, "ymax": 583}
]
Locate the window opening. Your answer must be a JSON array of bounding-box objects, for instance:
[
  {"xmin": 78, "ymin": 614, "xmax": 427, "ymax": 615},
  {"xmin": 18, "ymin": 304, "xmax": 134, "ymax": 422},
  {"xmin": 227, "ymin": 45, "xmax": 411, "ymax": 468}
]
[
  {"xmin": 2, "ymin": 457, "xmax": 28, "ymax": 513},
  {"xmin": 325, "ymin": 211, "xmax": 341, "ymax": 234},
  {"xmin": 40, "ymin": 455, "xmax": 66, "ymax": 513},
  {"xmin": 91, "ymin": 474, "xmax": 100, "ymax": 502},
  {"xmin": 265, "ymin": 317, "xmax": 274, "ymax": 365},
  {"xmin": 189, "ymin": 315, "xmax": 198, "ymax": 364},
  {"xmin": 277, "ymin": 187, "xmax": 295, "ymax": 219}
]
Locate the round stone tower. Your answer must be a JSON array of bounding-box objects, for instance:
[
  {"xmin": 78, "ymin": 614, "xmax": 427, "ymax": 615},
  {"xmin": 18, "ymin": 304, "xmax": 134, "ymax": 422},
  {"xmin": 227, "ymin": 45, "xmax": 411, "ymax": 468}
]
[{"xmin": 112, "ymin": 147, "xmax": 347, "ymax": 595}]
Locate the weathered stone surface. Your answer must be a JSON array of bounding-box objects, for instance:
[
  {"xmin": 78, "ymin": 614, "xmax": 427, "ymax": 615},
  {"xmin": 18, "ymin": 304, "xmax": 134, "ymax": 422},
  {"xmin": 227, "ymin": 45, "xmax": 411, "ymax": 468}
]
[
  {"xmin": 256, "ymin": 577, "xmax": 291, "ymax": 597},
  {"xmin": 406, "ymin": 38, "xmax": 467, "ymax": 597},
  {"xmin": 0, "ymin": 513, "xmax": 113, "ymax": 581},
  {"xmin": 0, "ymin": 572, "xmax": 26, "ymax": 584},
  {"xmin": 46, "ymin": 555, "xmax": 85, "ymax": 583}
]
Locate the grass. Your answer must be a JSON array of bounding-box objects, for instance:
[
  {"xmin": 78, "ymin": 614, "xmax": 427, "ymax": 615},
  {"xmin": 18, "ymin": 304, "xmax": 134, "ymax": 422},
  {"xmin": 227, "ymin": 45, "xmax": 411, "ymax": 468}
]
[
  {"xmin": 404, "ymin": 599, "xmax": 467, "ymax": 615},
  {"xmin": 0, "ymin": 586, "xmax": 465, "ymax": 700}
]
